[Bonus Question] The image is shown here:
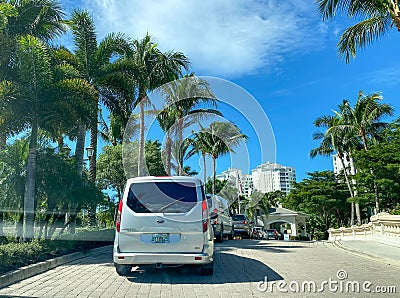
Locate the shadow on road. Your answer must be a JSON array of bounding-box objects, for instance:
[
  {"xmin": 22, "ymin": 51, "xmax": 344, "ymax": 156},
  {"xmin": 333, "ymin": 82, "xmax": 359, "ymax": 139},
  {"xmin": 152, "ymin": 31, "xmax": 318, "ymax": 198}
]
[{"xmin": 126, "ymin": 251, "xmax": 283, "ymax": 285}]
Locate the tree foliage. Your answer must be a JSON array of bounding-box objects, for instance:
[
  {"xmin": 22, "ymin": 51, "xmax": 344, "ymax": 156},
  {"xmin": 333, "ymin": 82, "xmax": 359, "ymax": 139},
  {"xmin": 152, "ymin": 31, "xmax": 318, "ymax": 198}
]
[{"xmin": 283, "ymin": 171, "xmax": 350, "ymax": 239}]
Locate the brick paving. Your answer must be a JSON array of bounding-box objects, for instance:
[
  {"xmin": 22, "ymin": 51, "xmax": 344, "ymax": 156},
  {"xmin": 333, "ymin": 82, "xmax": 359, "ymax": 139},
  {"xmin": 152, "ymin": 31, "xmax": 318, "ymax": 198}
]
[{"xmin": 0, "ymin": 240, "xmax": 398, "ymax": 297}]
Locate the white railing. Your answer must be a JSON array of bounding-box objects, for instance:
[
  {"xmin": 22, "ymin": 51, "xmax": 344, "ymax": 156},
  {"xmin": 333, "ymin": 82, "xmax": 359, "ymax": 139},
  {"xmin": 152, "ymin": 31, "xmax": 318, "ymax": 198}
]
[{"xmin": 328, "ymin": 213, "xmax": 400, "ymax": 247}]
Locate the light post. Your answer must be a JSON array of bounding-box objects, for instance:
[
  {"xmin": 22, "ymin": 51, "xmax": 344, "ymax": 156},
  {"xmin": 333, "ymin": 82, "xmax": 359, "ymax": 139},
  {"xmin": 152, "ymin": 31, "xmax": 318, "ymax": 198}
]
[
  {"xmin": 85, "ymin": 146, "xmax": 96, "ymax": 227},
  {"xmin": 86, "ymin": 146, "xmax": 94, "ymax": 161}
]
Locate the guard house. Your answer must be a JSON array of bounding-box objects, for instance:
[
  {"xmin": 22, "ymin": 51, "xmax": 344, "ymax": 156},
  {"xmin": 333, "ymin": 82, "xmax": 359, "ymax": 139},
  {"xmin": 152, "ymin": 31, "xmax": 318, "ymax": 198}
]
[{"xmin": 263, "ymin": 206, "xmax": 308, "ymax": 237}]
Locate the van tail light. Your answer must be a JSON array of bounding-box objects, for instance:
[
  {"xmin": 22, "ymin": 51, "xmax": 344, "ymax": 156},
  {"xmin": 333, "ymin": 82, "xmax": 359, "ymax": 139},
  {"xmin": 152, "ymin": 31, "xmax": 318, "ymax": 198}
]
[
  {"xmin": 116, "ymin": 200, "xmax": 123, "ymax": 233},
  {"xmin": 243, "ymin": 221, "xmax": 248, "ymax": 224},
  {"xmin": 212, "ymin": 208, "xmax": 218, "ymax": 224},
  {"xmin": 202, "ymin": 200, "xmax": 208, "ymax": 232}
]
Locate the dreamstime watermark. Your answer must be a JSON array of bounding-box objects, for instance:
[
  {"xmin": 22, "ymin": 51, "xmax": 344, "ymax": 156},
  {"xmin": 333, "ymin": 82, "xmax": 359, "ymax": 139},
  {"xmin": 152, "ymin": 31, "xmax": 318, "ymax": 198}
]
[{"xmin": 257, "ymin": 270, "xmax": 396, "ymax": 294}]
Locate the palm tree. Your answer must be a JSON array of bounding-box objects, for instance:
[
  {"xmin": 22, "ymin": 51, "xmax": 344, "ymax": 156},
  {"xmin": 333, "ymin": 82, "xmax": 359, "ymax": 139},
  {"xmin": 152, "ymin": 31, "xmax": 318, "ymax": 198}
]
[
  {"xmin": 330, "ymin": 91, "xmax": 394, "ymax": 213},
  {"xmin": 16, "ymin": 35, "xmax": 53, "ymax": 241},
  {"xmin": 69, "ymin": 11, "xmax": 132, "ymax": 225},
  {"xmin": 317, "ymin": 0, "xmax": 400, "ymax": 62},
  {"xmin": 186, "ymin": 130, "xmax": 212, "ymax": 184},
  {"xmin": 203, "ymin": 122, "xmax": 248, "ymax": 195},
  {"xmin": 130, "ymin": 34, "xmax": 189, "ymax": 176},
  {"xmin": 0, "ymin": 0, "xmax": 66, "ymax": 149},
  {"xmin": 157, "ymin": 76, "xmax": 220, "ymax": 175},
  {"xmin": 70, "ymin": 10, "xmax": 132, "ymax": 178},
  {"xmin": 311, "ymin": 112, "xmax": 360, "ymax": 225}
]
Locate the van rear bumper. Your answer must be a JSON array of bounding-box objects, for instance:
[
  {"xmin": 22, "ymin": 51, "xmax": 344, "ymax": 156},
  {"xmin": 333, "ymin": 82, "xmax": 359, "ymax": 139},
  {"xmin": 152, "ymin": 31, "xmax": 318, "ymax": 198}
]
[
  {"xmin": 113, "ymin": 242, "xmax": 214, "ymax": 265},
  {"xmin": 113, "ymin": 245, "xmax": 213, "ymax": 265}
]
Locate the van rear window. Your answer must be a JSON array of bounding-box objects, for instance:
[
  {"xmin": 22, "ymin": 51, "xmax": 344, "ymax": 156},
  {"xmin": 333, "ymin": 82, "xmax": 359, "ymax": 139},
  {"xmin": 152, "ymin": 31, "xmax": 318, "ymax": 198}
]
[{"xmin": 126, "ymin": 182, "xmax": 198, "ymax": 213}]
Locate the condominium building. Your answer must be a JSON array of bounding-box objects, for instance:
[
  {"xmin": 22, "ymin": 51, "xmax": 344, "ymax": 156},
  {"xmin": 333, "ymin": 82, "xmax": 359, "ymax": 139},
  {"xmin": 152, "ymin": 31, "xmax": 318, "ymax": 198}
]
[
  {"xmin": 332, "ymin": 153, "xmax": 356, "ymax": 175},
  {"xmin": 251, "ymin": 162, "xmax": 296, "ymax": 195},
  {"xmin": 215, "ymin": 168, "xmax": 254, "ymax": 197}
]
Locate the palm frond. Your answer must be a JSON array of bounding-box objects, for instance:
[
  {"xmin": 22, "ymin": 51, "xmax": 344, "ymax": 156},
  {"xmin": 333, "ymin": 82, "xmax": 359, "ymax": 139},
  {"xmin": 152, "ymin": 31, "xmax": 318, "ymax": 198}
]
[{"xmin": 338, "ymin": 15, "xmax": 391, "ymax": 62}]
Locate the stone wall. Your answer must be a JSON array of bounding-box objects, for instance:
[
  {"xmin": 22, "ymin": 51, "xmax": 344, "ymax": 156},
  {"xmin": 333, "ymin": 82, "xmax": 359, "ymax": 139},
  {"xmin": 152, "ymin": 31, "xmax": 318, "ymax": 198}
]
[{"xmin": 328, "ymin": 213, "xmax": 400, "ymax": 247}]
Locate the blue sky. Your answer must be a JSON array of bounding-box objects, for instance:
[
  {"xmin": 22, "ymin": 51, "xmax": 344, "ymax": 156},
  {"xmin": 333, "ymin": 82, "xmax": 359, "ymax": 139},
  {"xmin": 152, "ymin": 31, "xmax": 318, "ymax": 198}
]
[{"xmin": 60, "ymin": 0, "xmax": 400, "ymax": 181}]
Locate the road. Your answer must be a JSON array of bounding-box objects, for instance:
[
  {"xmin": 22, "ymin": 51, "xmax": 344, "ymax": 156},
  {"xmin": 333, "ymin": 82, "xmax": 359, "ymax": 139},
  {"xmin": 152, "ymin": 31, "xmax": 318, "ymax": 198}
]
[{"xmin": 0, "ymin": 239, "xmax": 398, "ymax": 297}]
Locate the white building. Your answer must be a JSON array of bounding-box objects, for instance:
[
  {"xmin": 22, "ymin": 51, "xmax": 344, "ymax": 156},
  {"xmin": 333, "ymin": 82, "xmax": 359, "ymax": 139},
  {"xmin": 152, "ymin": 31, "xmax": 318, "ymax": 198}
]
[
  {"xmin": 251, "ymin": 162, "xmax": 296, "ymax": 195},
  {"xmin": 332, "ymin": 153, "xmax": 356, "ymax": 176},
  {"xmin": 216, "ymin": 168, "xmax": 253, "ymax": 197},
  {"xmin": 241, "ymin": 174, "xmax": 254, "ymax": 197}
]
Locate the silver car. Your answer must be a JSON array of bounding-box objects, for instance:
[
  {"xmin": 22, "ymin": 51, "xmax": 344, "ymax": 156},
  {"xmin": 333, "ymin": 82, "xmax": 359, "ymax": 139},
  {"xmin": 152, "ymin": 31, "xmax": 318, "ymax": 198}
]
[
  {"xmin": 232, "ymin": 214, "xmax": 252, "ymax": 238},
  {"xmin": 207, "ymin": 194, "xmax": 234, "ymax": 242},
  {"xmin": 113, "ymin": 176, "xmax": 215, "ymax": 276}
]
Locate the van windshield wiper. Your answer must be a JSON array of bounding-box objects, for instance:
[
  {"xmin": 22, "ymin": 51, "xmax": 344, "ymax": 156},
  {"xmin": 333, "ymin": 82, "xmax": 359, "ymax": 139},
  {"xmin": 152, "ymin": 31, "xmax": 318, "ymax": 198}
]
[{"xmin": 159, "ymin": 197, "xmax": 186, "ymax": 212}]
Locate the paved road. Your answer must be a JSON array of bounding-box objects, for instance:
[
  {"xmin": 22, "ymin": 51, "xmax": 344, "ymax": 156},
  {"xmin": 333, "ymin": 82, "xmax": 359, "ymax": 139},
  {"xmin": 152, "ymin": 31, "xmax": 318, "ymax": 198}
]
[{"xmin": 0, "ymin": 239, "xmax": 398, "ymax": 297}]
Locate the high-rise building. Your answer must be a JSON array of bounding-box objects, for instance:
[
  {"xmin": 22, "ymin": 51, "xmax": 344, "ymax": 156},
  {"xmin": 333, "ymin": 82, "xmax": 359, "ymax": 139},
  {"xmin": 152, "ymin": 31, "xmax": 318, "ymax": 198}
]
[
  {"xmin": 215, "ymin": 168, "xmax": 254, "ymax": 197},
  {"xmin": 251, "ymin": 162, "xmax": 296, "ymax": 195},
  {"xmin": 332, "ymin": 153, "xmax": 355, "ymax": 175}
]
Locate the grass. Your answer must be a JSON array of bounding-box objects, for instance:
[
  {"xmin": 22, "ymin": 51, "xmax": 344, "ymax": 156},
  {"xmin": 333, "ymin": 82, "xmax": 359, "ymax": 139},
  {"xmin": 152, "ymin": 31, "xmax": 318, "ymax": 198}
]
[{"xmin": 0, "ymin": 229, "xmax": 114, "ymax": 275}]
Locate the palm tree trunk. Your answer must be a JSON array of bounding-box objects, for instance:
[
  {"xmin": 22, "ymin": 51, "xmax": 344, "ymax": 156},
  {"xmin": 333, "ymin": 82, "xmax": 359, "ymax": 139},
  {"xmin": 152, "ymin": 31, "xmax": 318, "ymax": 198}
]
[
  {"xmin": 348, "ymin": 155, "xmax": 361, "ymax": 225},
  {"xmin": 212, "ymin": 155, "xmax": 216, "ymax": 195},
  {"xmin": 88, "ymin": 119, "xmax": 98, "ymax": 227},
  {"xmin": 361, "ymin": 132, "xmax": 379, "ymax": 214},
  {"xmin": 202, "ymin": 152, "xmax": 206, "ymax": 185},
  {"xmin": 165, "ymin": 135, "xmax": 172, "ymax": 175},
  {"xmin": 337, "ymin": 154, "xmax": 355, "ymax": 225},
  {"xmin": 0, "ymin": 211, "xmax": 6, "ymax": 244},
  {"xmin": 138, "ymin": 99, "xmax": 145, "ymax": 177},
  {"xmin": 0, "ymin": 132, "xmax": 6, "ymax": 150},
  {"xmin": 177, "ymin": 119, "xmax": 184, "ymax": 175},
  {"xmin": 75, "ymin": 124, "xmax": 86, "ymax": 176},
  {"xmin": 23, "ymin": 118, "xmax": 39, "ymax": 242}
]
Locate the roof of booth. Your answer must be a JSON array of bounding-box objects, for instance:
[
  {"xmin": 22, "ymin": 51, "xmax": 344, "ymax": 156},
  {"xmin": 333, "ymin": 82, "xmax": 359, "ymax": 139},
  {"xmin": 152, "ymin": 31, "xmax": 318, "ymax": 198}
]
[{"xmin": 268, "ymin": 207, "xmax": 308, "ymax": 217}]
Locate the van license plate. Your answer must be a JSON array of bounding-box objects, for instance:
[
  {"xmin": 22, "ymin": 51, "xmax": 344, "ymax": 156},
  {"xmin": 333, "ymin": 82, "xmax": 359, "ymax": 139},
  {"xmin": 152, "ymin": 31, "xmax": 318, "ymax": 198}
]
[{"xmin": 152, "ymin": 233, "xmax": 169, "ymax": 243}]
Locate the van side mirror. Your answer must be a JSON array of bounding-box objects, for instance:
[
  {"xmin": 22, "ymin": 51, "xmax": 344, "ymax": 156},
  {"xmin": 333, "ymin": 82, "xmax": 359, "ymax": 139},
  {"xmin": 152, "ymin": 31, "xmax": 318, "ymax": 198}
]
[{"xmin": 210, "ymin": 212, "xmax": 218, "ymax": 220}]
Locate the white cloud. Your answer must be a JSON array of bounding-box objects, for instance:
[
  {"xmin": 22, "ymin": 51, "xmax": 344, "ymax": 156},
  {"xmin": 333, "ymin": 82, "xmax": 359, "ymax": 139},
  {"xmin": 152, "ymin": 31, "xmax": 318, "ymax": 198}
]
[{"xmin": 81, "ymin": 0, "xmax": 325, "ymax": 78}]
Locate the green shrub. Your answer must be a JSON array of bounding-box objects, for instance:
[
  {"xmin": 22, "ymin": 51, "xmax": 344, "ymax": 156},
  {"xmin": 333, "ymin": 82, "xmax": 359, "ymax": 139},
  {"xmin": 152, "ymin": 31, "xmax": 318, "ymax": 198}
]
[{"xmin": 0, "ymin": 229, "xmax": 114, "ymax": 275}]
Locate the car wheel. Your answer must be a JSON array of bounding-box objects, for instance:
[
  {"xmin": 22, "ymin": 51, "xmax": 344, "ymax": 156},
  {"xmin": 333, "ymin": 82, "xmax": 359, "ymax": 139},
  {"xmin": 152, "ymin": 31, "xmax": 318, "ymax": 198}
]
[
  {"xmin": 201, "ymin": 261, "xmax": 214, "ymax": 275},
  {"xmin": 216, "ymin": 225, "xmax": 224, "ymax": 243},
  {"xmin": 228, "ymin": 227, "xmax": 234, "ymax": 240},
  {"xmin": 115, "ymin": 264, "xmax": 132, "ymax": 276}
]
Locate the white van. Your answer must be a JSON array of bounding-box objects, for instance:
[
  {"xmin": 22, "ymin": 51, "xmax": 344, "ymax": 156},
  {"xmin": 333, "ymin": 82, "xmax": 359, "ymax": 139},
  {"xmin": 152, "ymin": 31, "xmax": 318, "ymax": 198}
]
[
  {"xmin": 113, "ymin": 176, "xmax": 215, "ymax": 276},
  {"xmin": 206, "ymin": 194, "xmax": 234, "ymax": 242}
]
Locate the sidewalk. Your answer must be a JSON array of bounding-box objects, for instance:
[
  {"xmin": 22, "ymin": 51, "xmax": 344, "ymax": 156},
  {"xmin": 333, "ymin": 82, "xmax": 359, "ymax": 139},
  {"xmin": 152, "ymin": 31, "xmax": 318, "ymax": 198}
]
[
  {"xmin": 333, "ymin": 240, "xmax": 400, "ymax": 267},
  {"xmin": 0, "ymin": 245, "xmax": 112, "ymax": 289}
]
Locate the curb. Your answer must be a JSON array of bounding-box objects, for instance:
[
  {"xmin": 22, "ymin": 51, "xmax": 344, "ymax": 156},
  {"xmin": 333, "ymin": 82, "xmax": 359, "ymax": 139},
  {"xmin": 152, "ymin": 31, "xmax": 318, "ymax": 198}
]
[
  {"xmin": 331, "ymin": 240, "xmax": 400, "ymax": 267},
  {"xmin": 0, "ymin": 245, "xmax": 112, "ymax": 289}
]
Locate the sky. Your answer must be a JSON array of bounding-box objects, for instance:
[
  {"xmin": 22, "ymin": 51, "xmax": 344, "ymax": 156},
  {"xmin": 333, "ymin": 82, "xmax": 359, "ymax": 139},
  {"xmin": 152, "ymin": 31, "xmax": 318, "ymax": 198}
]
[{"xmin": 61, "ymin": 0, "xmax": 400, "ymax": 181}]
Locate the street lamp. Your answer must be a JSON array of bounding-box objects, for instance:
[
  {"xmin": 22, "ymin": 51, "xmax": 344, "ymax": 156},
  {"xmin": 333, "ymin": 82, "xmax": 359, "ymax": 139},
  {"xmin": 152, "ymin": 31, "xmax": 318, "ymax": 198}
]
[{"xmin": 86, "ymin": 146, "xmax": 94, "ymax": 160}]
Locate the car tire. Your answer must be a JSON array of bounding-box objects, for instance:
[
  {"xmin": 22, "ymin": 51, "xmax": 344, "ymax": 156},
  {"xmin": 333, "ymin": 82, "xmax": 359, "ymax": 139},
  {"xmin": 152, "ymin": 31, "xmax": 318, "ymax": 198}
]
[
  {"xmin": 216, "ymin": 225, "xmax": 224, "ymax": 243},
  {"xmin": 201, "ymin": 261, "xmax": 214, "ymax": 275},
  {"xmin": 115, "ymin": 264, "xmax": 132, "ymax": 276},
  {"xmin": 228, "ymin": 227, "xmax": 234, "ymax": 240}
]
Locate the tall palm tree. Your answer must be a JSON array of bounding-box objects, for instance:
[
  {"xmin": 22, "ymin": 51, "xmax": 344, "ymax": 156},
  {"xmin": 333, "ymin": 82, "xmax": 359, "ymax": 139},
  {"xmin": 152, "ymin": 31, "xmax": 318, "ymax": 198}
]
[
  {"xmin": 311, "ymin": 112, "xmax": 360, "ymax": 225},
  {"xmin": 0, "ymin": 0, "xmax": 66, "ymax": 149},
  {"xmin": 203, "ymin": 122, "xmax": 248, "ymax": 195},
  {"xmin": 330, "ymin": 91, "xmax": 394, "ymax": 212},
  {"xmin": 157, "ymin": 76, "xmax": 220, "ymax": 175},
  {"xmin": 16, "ymin": 35, "xmax": 53, "ymax": 241},
  {"xmin": 69, "ymin": 10, "xmax": 132, "ymax": 226},
  {"xmin": 317, "ymin": 0, "xmax": 400, "ymax": 62},
  {"xmin": 130, "ymin": 34, "xmax": 189, "ymax": 176}
]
